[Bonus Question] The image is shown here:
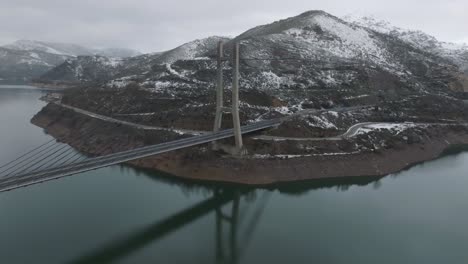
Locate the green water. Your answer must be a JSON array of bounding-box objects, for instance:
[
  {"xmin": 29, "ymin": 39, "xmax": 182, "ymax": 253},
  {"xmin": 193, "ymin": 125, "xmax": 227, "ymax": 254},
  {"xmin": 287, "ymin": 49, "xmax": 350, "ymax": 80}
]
[{"xmin": 1, "ymin": 85, "xmax": 468, "ymax": 263}]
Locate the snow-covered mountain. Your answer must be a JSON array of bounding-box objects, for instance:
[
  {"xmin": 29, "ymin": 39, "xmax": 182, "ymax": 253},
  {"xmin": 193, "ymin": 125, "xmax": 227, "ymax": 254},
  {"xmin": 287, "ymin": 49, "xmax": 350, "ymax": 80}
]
[
  {"xmin": 40, "ymin": 10, "xmax": 468, "ymax": 135},
  {"xmin": 4, "ymin": 40, "xmax": 141, "ymax": 58},
  {"xmin": 37, "ymin": 36, "xmax": 229, "ymax": 86},
  {"xmin": 98, "ymin": 48, "xmax": 142, "ymax": 58},
  {"xmin": 0, "ymin": 47, "xmax": 70, "ymax": 83},
  {"xmin": 154, "ymin": 36, "xmax": 229, "ymax": 64},
  {"xmin": 38, "ymin": 10, "xmax": 468, "ymax": 103},
  {"xmin": 343, "ymin": 15, "xmax": 468, "ymax": 73},
  {"xmin": 4, "ymin": 40, "xmax": 95, "ymax": 57},
  {"xmin": 0, "ymin": 40, "xmax": 141, "ymax": 82},
  {"xmin": 38, "ymin": 56, "xmax": 123, "ymax": 85}
]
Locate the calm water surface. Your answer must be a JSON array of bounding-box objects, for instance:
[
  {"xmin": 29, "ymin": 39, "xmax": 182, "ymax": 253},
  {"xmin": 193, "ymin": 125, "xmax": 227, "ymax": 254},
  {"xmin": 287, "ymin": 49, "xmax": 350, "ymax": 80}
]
[{"xmin": 1, "ymin": 85, "xmax": 468, "ymax": 263}]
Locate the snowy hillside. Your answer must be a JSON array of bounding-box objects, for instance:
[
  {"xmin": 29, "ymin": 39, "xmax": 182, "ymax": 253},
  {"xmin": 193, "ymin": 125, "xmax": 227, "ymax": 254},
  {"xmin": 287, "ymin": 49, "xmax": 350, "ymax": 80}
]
[
  {"xmin": 4, "ymin": 40, "xmax": 95, "ymax": 57},
  {"xmin": 49, "ymin": 10, "xmax": 468, "ymax": 136},
  {"xmin": 98, "ymin": 48, "xmax": 142, "ymax": 58},
  {"xmin": 3, "ymin": 40, "xmax": 141, "ymax": 58},
  {"xmin": 38, "ymin": 10, "xmax": 468, "ymax": 99},
  {"xmin": 343, "ymin": 15, "xmax": 468, "ymax": 73},
  {"xmin": 38, "ymin": 56, "xmax": 123, "ymax": 84},
  {"xmin": 154, "ymin": 36, "xmax": 229, "ymax": 64},
  {"xmin": 37, "ymin": 36, "xmax": 229, "ymax": 86},
  {"xmin": 0, "ymin": 40, "xmax": 141, "ymax": 82},
  {"xmin": 0, "ymin": 47, "xmax": 70, "ymax": 82}
]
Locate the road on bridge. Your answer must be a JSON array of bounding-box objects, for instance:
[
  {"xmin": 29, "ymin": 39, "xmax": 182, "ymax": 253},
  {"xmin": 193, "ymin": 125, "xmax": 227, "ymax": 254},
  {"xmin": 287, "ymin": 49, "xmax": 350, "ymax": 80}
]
[{"xmin": 0, "ymin": 119, "xmax": 280, "ymax": 192}]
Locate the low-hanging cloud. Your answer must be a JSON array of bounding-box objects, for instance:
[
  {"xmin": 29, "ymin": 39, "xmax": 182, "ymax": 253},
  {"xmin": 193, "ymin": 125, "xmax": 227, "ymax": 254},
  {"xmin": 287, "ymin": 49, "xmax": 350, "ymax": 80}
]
[{"xmin": 0, "ymin": 0, "xmax": 467, "ymax": 53}]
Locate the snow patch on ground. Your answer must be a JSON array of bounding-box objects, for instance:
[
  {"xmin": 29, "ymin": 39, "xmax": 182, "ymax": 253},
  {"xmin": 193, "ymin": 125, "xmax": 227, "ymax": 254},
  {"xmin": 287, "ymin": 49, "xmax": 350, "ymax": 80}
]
[
  {"xmin": 327, "ymin": 111, "xmax": 339, "ymax": 117},
  {"xmin": 74, "ymin": 64, "xmax": 84, "ymax": 79},
  {"xmin": 97, "ymin": 56, "xmax": 122, "ymax": 67},
  {"xmin": 192, "ymin": 57, "xmax": 211, "ymax": 60},
  {"xmin": 307, "ymin": 116, "xmax": 337, "ymax": 129},
  {"xmin": 252, "ymin": 151, "xmax": 360, "ymax": 159},
  {"xmin": 356, "ymin": 123, "xmax": 419, "ymax": 135},
  {"xmin": 107, "ymin": 75, "xmax": 137, "ymax": 88},
  {"xmin": 344, "ymin": 94, "xmax": 370, "ymax": 100},
  {"xmin": 243, "ymin": 71, "xmax": 291, "ymax": 91},
  {"xmin": 29, "ymin": 52, "xmax": 40, "ymax": 60}
]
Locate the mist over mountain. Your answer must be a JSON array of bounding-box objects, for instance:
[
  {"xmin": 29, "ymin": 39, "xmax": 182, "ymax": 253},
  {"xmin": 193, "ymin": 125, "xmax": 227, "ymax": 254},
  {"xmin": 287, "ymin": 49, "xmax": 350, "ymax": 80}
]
[
  {"xmin": 36, "ymin": 36, "xmax": 230, "ymax": 86},
  {"xmin": 0, "ymin": 40, "xmax": 141, "ymax": 83},
  {"xmin": 0, "ymin": 47, "xmax": 71, "ymax": 83},
  {"xmin": 4, "ymin": 40, "xmax": 141, "ymax": 58}
]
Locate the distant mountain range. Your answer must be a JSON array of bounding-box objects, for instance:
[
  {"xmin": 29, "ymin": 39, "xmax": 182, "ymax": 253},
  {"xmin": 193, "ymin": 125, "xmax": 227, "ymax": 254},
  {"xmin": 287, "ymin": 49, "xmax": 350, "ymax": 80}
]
[
  {"xmin": 36, "ymin": 36, "xmax": 230, "ymax": 86},
  {"xmin": 3, "ymin": 10, "xmax": 468, "ymax": 99},
  {"xmin": 0, "ymin": 40, "xmax": 141, "ymax": 83},
  {"xmin": 4, "ymin": 39, "xmax": 141, "ymax": 58}
]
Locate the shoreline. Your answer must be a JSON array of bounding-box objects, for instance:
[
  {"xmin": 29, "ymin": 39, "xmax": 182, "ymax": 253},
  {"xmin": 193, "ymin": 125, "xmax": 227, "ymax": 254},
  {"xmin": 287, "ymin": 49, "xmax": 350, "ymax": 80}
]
[
  {"xmin": 29, "ymin": 82, "xmax": 75, "ymax": 90},
  {"xmin": 30, "ymin": 103, "xmax": 468, "ymax": 185},
  {"xmin": 129, "ymin": 134, "xmax": 468, "ymax": 185}
]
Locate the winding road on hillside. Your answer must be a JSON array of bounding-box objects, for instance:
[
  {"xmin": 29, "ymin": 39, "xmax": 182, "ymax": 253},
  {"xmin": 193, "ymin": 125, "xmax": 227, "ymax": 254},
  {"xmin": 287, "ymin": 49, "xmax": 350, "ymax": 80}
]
[
  {"xmin": 56, "ymin": 102, "xmax": 207, "ymax": 135},
  {"xmin": 54, "ymin": 102, "xmax": 466, "ymax": 142}
]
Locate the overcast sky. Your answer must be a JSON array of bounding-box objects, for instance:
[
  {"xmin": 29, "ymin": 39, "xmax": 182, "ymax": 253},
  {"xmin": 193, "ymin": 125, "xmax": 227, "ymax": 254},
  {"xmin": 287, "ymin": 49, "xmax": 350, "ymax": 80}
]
[{"xmin": 0, "ymin": 0, "xmax": 467, "ymax": 53}]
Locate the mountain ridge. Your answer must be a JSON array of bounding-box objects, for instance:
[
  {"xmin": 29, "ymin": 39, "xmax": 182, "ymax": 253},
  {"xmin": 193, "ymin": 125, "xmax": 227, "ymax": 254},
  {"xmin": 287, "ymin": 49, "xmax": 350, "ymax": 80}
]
[
  {"xmin": 3, "ymin": 39, "xmax": 141, "ymax": 58},
  {"xmin": 0, "ymin": 39, "xmax": 142, "ymax": 82},
  {"xmin": 35, "ymin": 10, "xmax": 468, "ymax": 98}
]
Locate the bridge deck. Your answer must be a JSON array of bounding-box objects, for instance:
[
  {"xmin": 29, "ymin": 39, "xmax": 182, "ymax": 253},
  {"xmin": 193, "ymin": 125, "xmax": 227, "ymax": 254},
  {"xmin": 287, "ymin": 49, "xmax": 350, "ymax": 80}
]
[{"xmin": 0, "ymin": 120, "xmax": 279, "ymax": 192}]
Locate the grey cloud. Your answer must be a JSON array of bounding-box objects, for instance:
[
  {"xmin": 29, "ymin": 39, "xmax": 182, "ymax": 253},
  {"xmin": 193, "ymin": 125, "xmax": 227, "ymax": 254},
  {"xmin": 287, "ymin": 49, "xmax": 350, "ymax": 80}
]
[{"xmin": 0, "ymin": 0, "xmax": 467, "ymax": 53}]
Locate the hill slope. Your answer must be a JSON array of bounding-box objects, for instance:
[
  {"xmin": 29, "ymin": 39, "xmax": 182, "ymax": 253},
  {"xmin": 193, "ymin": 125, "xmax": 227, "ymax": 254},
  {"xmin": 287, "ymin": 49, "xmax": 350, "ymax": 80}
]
[
  {"xmin": 48, "ymin": 10, "xmax": 468, "ymax": 134},
  {"xmin": 4, "ymin": 39, "xmax": 141, "ymax": 58},
  {"xmin": 0, "ymin": 47, "xmax": 70, "ymax": 83},
  {"xmin": 0, "ymin": 40, "xmax": 141, "ymax": 82},
  {"xmin": 36, "ymin": 36, "xmax": 229, "ymax": 86}
]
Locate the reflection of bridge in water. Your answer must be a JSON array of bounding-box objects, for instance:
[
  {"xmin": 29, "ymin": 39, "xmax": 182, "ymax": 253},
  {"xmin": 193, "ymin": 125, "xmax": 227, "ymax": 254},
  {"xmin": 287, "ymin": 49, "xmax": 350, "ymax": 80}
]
[
  {"xmin": 67, "ymin": 166, "xmax": 385, "ymax": 264},
  {"xmin": 69, "ymin": 189, "xmax": 270, "ymax": 264}
]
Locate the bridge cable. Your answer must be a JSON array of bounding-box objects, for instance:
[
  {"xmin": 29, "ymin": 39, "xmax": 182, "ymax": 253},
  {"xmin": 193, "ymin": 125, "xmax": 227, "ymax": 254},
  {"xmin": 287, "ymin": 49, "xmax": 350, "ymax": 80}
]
[
  {"xmin": 0, "ymin": 102, "xmax": 118, "ymax": 176},
  {"xmin": 0, "ymin": 138, "xmax": 57, "ymax": 173},
  {"xmin": 0, "ymin": 140, "xmax": 66, "ymax": 177},
  {"xmin": 3, "ymin": 113, "xmax": 147, "ymax": 178},
  {"xmin": 0, "ymin": 98, "xmax": 159, "ymax": 179},
  {"xmin": 2, "ymin": 120, "xmax": 123, "ymax": 178},
  {"xmin": 0, "ymin": 120, "xmax": 277, "ymax": 189},
  {"xmin": 2, "ymin": 97, "xmax": 197, "ymax": 179}
]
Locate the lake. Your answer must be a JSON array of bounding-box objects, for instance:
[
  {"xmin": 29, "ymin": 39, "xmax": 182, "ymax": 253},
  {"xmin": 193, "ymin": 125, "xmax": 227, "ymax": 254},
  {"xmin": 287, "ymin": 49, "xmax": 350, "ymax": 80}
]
[{"xmin": 1, "ymin": 85, "xmax": 468, "ymax": 263}]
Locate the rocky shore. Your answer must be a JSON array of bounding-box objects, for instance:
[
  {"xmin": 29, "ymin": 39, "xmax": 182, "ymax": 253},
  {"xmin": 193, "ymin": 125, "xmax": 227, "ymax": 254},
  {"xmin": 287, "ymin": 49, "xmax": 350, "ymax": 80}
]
[{"xmin": 31, "ymin": 103, "xmax": 468, "ymax": 185}]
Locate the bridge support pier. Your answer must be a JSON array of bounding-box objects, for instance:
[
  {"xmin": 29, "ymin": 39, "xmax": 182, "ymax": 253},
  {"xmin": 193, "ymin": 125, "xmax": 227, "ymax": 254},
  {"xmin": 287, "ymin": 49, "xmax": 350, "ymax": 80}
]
[
  {"xmin": 212, "ymin": 41, "xmax": 245, "ymax": 156},
  {"xmin": 215, "ymin": 190, "xmax": 240, "ymax": 264}
]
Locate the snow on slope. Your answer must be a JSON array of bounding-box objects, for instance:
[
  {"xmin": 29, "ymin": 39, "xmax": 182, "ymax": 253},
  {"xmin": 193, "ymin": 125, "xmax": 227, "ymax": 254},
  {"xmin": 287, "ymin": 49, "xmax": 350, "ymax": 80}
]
[
  {"xmin": 0, "ymin": 47, "xmax": 71, "ymax": 81},
  {"xmin": 98, "ymin": 48, "xmax": 141, "ymax": 58},
  {"xmin": 3, "ymin": 40, "xmax": 141, "ymax": 58},
  {"xmin": 4, "ymin": 40, "xmax": 94, "ymax": 56},
  {"xmin": 37, "ymin": 10, "xmax": 467, "ymax": 100},
  {"xmin": 236, "ymin": 11, "xmax": 404, "ymax": 74},
  {"xmin": 38, "ymin": 55, "xmax": 123, "ymax": 84},
  {"xmin": 343, "ymin": 15, "xmax": 468, "ymax": 72},
  {"xmin": 99, "ymin": 36, "xmax": 229, "ymax": 89},
  {"xmin": 154, "ymin": 36, "xmax": 229, "ymax": 64}
]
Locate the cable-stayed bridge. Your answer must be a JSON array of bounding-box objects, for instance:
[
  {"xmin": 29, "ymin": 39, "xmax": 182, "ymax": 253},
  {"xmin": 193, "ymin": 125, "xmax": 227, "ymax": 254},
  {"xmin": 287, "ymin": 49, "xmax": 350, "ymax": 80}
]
[
  {"xmin": 0, "ymin": 119, "xmax": 279, "ymax": 193},
  {"xmin": 0, "ymin": 40, "xmax": 273, "ymax": 192}
]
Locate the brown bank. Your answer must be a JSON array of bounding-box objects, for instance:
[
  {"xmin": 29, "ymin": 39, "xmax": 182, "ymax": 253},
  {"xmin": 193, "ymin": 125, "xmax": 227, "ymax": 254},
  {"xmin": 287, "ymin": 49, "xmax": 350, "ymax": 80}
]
[{"xmin": 32, "ymin": 104, "xmax": 468, "ymax": 185}]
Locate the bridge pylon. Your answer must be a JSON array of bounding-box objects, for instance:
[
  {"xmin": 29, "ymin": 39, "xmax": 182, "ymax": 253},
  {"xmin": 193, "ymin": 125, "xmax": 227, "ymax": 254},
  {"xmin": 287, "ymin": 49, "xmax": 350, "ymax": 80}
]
[
  {"xmin": 212, "ymin": 41, "xmax": 245, "ymax": 156},
  {"xmin": 215, "ymin": 190, "xmax": 240, "ymax": 264}
]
